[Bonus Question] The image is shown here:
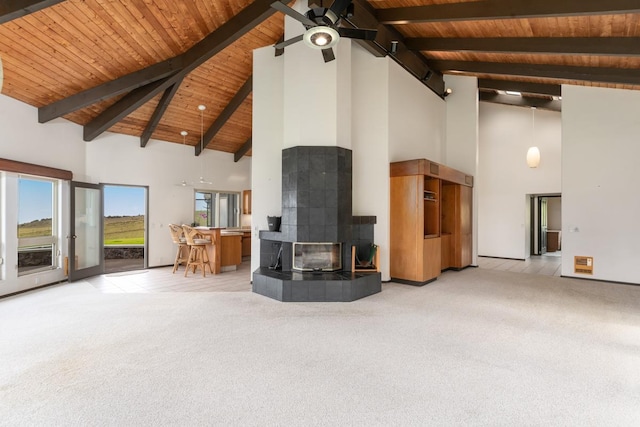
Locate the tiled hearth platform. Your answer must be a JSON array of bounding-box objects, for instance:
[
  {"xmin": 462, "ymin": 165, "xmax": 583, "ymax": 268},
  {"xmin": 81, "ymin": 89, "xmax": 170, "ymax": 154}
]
[{"xmin": 253, "ymin": 268, "xmax": 381, "ymax": 302}]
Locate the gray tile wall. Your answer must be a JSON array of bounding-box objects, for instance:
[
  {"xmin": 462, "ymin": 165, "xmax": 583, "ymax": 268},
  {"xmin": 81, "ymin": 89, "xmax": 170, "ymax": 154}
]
[{"xmin": 281, "ymin": 146, "xmax": 352, "ymax": 243}]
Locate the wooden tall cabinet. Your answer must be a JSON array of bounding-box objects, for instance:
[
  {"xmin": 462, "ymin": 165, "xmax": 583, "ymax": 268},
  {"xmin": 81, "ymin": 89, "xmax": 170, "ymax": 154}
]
[{"xmin": 390, "ymin": 159, "xmax": 473, "ymax": 285}]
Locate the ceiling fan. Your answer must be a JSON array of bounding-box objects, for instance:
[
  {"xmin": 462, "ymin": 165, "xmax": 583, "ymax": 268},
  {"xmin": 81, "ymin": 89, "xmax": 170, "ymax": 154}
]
[{"xmin": 271, "ymin": 0, "xmax": 377, "ymax": 63}]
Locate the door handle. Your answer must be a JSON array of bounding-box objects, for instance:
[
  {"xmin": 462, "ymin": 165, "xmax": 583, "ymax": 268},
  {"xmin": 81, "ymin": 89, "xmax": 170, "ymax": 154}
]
[{"xmin": 71, "ymin": 235, "xmax": 77, "ymax": 239}]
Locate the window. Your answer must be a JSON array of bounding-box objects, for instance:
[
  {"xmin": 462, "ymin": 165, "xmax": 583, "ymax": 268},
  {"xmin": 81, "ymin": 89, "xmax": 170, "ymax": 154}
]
[
  {"xmin": 17, "ymin": 177, "xmax": 58, "ymax": 275},
  {"xmin": 194, "ymin": 191, "xmax": 239, "ymax": 228}
]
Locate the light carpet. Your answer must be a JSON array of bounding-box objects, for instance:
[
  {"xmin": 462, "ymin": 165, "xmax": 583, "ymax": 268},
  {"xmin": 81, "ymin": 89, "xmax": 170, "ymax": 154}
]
[{"xmin": 1, "ymin": 268, "xmax": 639, "ymax": 426}]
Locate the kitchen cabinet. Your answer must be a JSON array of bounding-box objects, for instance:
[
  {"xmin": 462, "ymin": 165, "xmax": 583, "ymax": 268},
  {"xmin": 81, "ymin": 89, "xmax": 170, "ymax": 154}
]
[{"xmin": 242, "ymin": 190, "xmax": 251, "ymax": 215}]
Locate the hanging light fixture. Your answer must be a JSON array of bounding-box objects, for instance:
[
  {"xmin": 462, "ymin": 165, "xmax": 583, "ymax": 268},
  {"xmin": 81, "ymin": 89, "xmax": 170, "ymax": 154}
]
[
  {"xmin": 197, "ymin": 105, "xmax": 212, "ymax": 185},
  {"xmin": 176, "ymin": 130, "xmax": 192, "ymax": 187},
  {"xmin": 526, "ymin": 107, "xmax": 541, "ymax": 168}
]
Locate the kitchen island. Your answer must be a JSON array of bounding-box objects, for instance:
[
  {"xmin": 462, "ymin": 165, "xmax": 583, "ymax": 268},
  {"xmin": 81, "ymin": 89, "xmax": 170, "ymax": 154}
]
[{"xmin": 195, "ymin": 228, "xmax": 245, "ymax": 273}]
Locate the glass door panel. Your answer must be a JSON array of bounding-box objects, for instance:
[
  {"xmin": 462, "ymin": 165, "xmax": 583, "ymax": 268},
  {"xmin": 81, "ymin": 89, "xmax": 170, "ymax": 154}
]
[{"xmin": 69, "ymin": 182, "xmax": 103, "ymax": 281}]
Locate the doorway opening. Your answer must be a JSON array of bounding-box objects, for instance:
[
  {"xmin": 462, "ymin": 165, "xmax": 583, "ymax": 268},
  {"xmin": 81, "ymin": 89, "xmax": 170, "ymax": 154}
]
[
  {"xmin": 530, "ymin": 194, "xmax": 561, "ymax": 258},
  {"xmin": 103, "ymin": 185, "xmax": 148, "ymax": 274}
]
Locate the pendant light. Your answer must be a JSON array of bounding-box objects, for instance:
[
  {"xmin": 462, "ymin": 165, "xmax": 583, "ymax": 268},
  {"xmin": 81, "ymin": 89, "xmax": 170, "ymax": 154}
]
[
  {"xmin": 197, "ymin": 104, "xmax": 212, "ymax": 185},
  {"xmin": 176, "ymin": 130, "xmax": 192, "ymax": 187},
  {"xmin": 526, "ymin": 107, "xmax": 541, "ymax": 168}
]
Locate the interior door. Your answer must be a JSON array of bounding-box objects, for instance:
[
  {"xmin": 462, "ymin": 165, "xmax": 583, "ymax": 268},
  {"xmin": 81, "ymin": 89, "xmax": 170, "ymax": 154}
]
[
  {"xmin": 539, "ymin": 197, "xmax": 548, "ymax": 254},
  {"xmin": 69, "ymin": 182, "xmax": 103, "ymax": 281}
]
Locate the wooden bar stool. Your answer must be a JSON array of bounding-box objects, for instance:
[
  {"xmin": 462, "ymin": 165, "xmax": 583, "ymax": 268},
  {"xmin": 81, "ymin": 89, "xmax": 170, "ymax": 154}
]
[
  {"xmin": 182, "ymin": 225, "xmax": 212, "ymax": 277},
  {"xmin": 168, "ymin": 224, "xmax": 188, "ymax": 273}
]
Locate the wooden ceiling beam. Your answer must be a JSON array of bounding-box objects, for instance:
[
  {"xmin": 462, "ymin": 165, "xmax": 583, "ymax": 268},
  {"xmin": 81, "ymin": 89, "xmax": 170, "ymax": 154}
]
[
  {"xmin": 478, "ymin": 79, "xmax": 561, "ymax": 97},
  {"xmin": 80, "ymin": 0, "xmax": 276, "ymax": 141},
  {"xmin": 479, "ymin": 92, "xmax": 561, "ymax": 112},
  {"xmin": 0, "ymin": 0, "xmax": 65, "ymax": 24},
  {"xmin": 234, "ymin": 138, "xmax": 252, "ymax": 162},
  {"xmin": 195, "ymin": 76, "xmax": 252, "ymax": 156},
  {"xmin": 430, "ymin": 60, "xmax": 640, "ymax": 86},
  {"xmin": 405, "ymin": 37, "xmax": 640, "ymax": 56},
  {"xmin": 377, "ymin": 0, "xmax": 640, "ymax": 25},
  {"xmin": 308, "ymin": 0, "xmax": 445, "ymax": 96},
  {"xmin": 140, "ymin": 80, "xmax": 183, "ymax": 148},
  {"xmin": 38, "ymin": 60, "xmax": 183, "ymax": 123},
  {"xmin": 83, "ymin": 78, "xmax": 171, "ymax": 141}
]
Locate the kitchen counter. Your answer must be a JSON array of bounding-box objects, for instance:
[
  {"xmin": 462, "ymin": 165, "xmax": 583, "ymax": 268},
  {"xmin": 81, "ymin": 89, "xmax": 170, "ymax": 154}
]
[{"xmin": 195, "ymin": 228, "xmax": 243, "ymax": 273}]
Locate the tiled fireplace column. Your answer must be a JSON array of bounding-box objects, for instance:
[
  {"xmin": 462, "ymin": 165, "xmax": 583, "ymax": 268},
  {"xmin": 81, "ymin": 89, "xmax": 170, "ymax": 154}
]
[{"xmin": 253, "ymin": 146, "xmax": 381, "ymax": 302}]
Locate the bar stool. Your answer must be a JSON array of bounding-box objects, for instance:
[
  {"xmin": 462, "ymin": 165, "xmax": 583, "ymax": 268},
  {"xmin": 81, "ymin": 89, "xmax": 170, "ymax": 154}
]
[
  {"xmin": 168, "ymin": 224, "xmax": 188, "ymax": 273},
  {"xmin": 182, "ymin": 225, "xmax": 212, "ymax": 277}
]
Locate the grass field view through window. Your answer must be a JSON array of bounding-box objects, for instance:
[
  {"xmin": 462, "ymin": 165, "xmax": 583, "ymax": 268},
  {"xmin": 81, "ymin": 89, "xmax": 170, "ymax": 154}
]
[{"xmin": 17, "ymin": 186, "xmax": 145, "ymax": 246}]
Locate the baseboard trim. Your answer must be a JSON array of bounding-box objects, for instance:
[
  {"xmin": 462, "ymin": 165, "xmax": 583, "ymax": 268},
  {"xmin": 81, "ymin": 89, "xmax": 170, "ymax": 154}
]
[
  {"xmin": 478, "ymin": 255, "xmax": 526, "ymax": 261},
  {"xmin": 0, "ymin": 280, "xmax": 68, "ymax": 300},
  {"xmin": 560, "ymin": 275, "xmax": 639, "ymax": 287}
]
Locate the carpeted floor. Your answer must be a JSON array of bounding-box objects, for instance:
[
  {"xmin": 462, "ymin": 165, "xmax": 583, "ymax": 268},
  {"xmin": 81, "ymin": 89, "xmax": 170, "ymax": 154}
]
[{"xmin": 1, "ymin": 268, "xmax": 639, "ymax": 426}]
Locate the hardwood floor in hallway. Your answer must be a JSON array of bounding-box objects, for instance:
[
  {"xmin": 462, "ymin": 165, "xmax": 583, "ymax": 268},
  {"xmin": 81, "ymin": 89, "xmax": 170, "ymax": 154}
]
[{"xmin": 477, "ymin": 253, "xmax": 562, "ymax": 277}]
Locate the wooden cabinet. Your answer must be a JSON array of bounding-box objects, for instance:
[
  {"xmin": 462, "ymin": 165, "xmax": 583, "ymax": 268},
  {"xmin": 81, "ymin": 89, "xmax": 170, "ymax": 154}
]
[
  {"xmin": 390, "ymin": 159, "xmax": 473, "ymax": 285},
  {"xmin": 442, "ymin": 182, "xmax": 472, "ymax": 269},
  {"xmin": 241, "ymin": 231, "xmax": 251, "ymax": 257},
  {"xmin": 242, "ymin": 190, "xmax": 251, "ymax": 215}
]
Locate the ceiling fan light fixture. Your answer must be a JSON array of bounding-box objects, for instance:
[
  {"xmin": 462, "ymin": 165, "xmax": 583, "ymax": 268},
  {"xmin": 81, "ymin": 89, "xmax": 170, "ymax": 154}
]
[{"xmin": 303, "ymin": 26, "xmax": 339, "ymax": 50}]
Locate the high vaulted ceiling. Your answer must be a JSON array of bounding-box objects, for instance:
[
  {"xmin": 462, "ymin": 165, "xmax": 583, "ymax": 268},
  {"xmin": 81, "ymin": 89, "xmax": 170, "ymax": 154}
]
[{"xmin": 1, "ymin": 0, "xmax": 640, "ymax": 158}]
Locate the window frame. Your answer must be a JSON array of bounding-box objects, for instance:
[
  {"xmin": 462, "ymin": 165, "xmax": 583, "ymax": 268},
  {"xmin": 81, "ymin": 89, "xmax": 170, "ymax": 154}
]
[{"xmin": 17, "ymin": 175, "xmax": 59, "ymax": 276}]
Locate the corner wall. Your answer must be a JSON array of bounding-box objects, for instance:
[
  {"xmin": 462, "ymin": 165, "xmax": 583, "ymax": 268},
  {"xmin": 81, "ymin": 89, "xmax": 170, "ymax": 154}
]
[{"xmin": 561, "ymin": 85, "xmax": 640, "ymax": 283}]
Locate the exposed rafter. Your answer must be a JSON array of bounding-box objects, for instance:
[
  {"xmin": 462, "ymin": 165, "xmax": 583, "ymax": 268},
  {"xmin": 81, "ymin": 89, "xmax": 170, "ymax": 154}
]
[
  {"xmin": 41, "ymin": 0, "xmax": 278, "ymax": 139},
  {"xmin": 478, "ymin": 79, "xmax": 561, "ymax": 97},
  {"xmin": 405, "ymin": 37, "xmax": 640, "ymax": 56},
  {"xmin": 39, "ymin": 61, "xmax": 183, "ymax": 124},
  {"xmin": 308, "ymin": 0, "xmax": 444, "ymax": 96},
  {"xmin": 377, "ymin": 0, "xmax": 640, "ymax": 25},
  {"xmin": 195, "ymin": 75, "xmax": 253, "ymax": 156},
  {"xmin": 430, "ymin": 60, "xmax": 640, "ymax": 86},
  {"xmin": 83, "ymin": 78, "xmax": 171, "ymax": 141},
  {"xmin": 234, "ymin": 138, "xmax": 252, "ymax": 162},
  {"xmin": 0, "ymin": 0, "xmax": 64, "ymax": 24},
  {"xmin": 140, "ymin": 80, "xmax": 184, "ymax": 148},
  {"xmin": 479, "ymin": 92, "xmax": 561, "ymax": 112}
]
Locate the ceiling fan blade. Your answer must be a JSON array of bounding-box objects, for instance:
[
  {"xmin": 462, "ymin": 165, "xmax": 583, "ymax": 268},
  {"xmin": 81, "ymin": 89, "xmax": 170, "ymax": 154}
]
[
  {"xmin": 274, "ymin": 34, "xmax": 304, "ymax": 49},
  {"xmin": 322, "ymin": 48, "xmax": 335, "ymax": 63},
  {"xmin": 270, "ymin": 1, "xmax": 317, "ymax": 27},
  {"xmin": 338, "ymin": 27, "xmax": 377, "ymax": 41},
  {"xmin": 329, "ymin": 0, "xmax": 352, "ymax": 15}
]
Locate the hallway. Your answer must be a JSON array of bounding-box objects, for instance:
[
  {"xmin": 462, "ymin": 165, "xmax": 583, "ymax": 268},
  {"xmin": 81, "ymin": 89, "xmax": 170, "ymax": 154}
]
[{"xmin": 478, "ymin": 253, "xmax": 562, "ymax": 277}]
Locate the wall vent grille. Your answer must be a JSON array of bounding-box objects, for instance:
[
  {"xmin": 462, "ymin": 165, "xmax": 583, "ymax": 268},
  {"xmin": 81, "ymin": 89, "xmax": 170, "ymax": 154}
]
[{"xmin": 574, "ymin": 256, "xmax": 594, "ymax": 275}]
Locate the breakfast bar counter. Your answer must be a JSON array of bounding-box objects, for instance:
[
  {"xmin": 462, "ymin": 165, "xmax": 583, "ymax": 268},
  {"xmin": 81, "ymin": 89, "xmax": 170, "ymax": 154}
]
[{"xmin": 195, "ymin": 227, "xmax": 243, "ymax": 273}]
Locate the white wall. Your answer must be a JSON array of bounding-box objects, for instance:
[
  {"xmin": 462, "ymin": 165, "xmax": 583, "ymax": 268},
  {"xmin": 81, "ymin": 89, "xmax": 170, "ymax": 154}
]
[
  {"xmin": 478, "ymin": 102, "xmax": 562, "ymax": 259},
  {"xmin": 561, "ymin": 85, "xmax": 640, "ymax": 284},
  {"xmin": 444, "ymin": 74, "xmax": 479, "ymax": 265},
  {"xmin": 388, "ymin": 61, "xmax": 446, "ymax": 163},
  {"xmin": 0, "ymin": 94, "xmax": 251, "ymax": 295},
  {"xmin": 251, "ymin": 46, "xmax": 284, "ymax": 275},
  {"xmin": 351, "ymin": 44, "xmax": 391, "ymax": 280}
]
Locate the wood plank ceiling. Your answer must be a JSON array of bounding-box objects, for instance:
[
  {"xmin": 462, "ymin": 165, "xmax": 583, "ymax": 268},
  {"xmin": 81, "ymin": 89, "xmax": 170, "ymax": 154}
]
[{"xmin": 1, "ymin": 0, "xmax": 640, "ymax": 156}]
